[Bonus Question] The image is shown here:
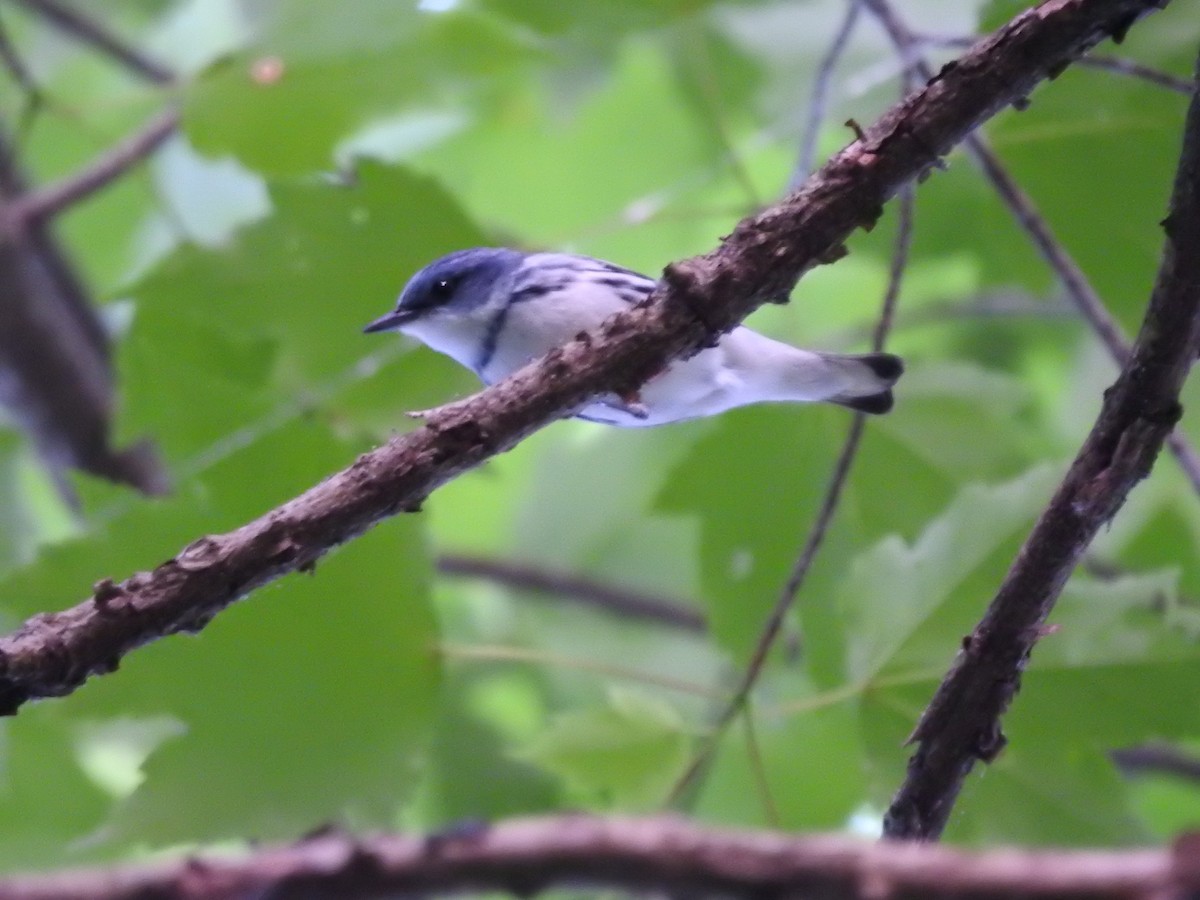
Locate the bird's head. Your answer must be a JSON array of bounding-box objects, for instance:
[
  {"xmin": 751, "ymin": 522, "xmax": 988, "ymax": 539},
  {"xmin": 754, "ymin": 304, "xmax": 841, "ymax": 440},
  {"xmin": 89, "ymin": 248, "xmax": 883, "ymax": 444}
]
[
  {"xmin": 364, "ymin": 247, "xmax": 524, "ymax": 334},
  {"xmin": 364, "ymin": 247, "xmax": 523, "ymax": 369}
]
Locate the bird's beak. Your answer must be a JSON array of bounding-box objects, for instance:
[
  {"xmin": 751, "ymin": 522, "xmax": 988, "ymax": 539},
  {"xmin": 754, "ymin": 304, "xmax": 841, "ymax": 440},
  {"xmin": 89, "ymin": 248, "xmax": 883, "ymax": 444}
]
[{"xmin": 363, "ymin": 309, "xmax": 419, "ymax": 334}]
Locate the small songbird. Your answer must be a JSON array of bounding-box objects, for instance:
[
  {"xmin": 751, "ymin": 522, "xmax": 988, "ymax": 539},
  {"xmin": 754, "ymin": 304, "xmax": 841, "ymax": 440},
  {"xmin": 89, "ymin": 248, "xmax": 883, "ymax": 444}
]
[{"xmin": 364, "ymin": 248, "xmax": 903, "ymax": 426}]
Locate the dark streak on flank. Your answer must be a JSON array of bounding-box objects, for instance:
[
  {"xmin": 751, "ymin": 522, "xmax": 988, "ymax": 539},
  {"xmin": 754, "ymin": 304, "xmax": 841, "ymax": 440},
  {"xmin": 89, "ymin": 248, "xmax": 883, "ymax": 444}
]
[
  {"xmin": 478, "ymin": 259, "xmax": 655, "ymax": 377},
  {"xmin": 509, "ymin": 279, "xmax": 569, "ymax": 305},
  {"xmin": 595, "ymin": 275, "xmax": 655, "ymax": 305},
  {"xmin": 475, "ymin": 301, "xmax": 510, "ymax": 379}
]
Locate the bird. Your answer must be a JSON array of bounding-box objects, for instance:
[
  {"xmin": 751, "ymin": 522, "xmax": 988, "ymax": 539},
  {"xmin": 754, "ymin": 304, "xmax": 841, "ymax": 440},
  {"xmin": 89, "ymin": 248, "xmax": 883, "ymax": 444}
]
[{"xmin": 363, "ymin": 247, "xmax": 903, "ymax": 427}]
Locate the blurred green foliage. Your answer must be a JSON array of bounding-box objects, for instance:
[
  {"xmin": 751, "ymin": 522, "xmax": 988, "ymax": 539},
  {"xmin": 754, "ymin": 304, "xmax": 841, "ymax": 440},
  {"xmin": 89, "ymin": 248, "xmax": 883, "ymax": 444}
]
[{"xmin": 0, "ymin": 0, "xmax": 1198, "ymax": 874}]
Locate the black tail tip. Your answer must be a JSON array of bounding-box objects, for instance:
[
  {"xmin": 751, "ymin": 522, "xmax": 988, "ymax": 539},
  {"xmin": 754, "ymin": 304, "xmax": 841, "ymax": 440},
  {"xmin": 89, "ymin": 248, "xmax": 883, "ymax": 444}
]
[
  {"xmin": 861, "ymin": 352, "xmax": 904, "ymax": 382},
  {"xmin": 836, "ymin": 390, "xmax": 894, "ymax": 415}
]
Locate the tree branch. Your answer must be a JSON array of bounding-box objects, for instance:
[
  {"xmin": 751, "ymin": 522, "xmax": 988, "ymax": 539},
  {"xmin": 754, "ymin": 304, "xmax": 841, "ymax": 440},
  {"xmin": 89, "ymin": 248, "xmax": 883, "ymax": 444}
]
[
  {"xmin": 9, "ymin": 109, "xmax": 178, "ymax": 223},
  {"xmin": 0, "ymin": 0, "xmax": 1169, "ymax": 715},
  {"xmin": 1112, "ymin": 742, "xmax": 1200, "ymax": 782},
  {"xmin": 883, "ymin": 41, "xmax": 1200, "ymax": 841},
  {"xmin": 0, "ymin": 815, "xmax": 1190, "ymax": 900},
  {"xmin": 916, "ymin": 33, "xmax": 1195, "ymax": 95},
  {"xmin": 1078, "ymin": 53, "xmax": 1194, "ymax": 93},
  {"xmin": 9, "ymin": 0, "xmax": 173, "ymax": 85},
  {"xmin": 435, "ymin": 553, "xmax": 705, "ymax": 632},
  {"xmin": 0, "ymin": 129, "xmax": 169, "ymax": 500}
]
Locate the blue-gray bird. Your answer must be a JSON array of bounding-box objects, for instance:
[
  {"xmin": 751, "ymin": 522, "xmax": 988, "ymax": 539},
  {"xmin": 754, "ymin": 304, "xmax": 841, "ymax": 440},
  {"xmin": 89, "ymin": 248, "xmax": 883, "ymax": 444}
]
[{"xmin": 364, "ymin": 248, "xmax": 903, "ymax": 426}]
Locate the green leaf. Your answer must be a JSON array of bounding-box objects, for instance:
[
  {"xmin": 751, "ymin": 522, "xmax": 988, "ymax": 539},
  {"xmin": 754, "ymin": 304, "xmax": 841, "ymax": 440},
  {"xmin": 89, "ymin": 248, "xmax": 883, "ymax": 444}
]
[
  {"xmin": 696, "ymin": 683, "xmax": 867, "ymax": 830},
  {"xmin": 870, "ymin": 362, "xmax": 1038, "ymax": 481},
  {"xmin": 121, "ymin": 162, "xmax": 486, "ymax": 462},
  {"xmin": 413, "ymin": 38, "xmax": 727, "ymax": 248},
  {"xmin": 0, "ymin": 710, "xmax": 112, "ymax": 873},
  {"xmin": 1126, "ymin": 740, "xmax": 1200, "ymax": 840},
  {"xmin": 1, "ymin": 420, "xmax": 440, "ymax": 847},
  {"xmin": 514, "ymin": 422, "xmax": 709, "ymax": 567},
  {"xmin": 1010, "ymin": 571, "xmax": 1200, "ymax": 745},
  {"xmin": 521, "ymin": 687, "xmax": 689, "ymax": 808},
  {"xmin": 986, "ymin": 65, "xmax": 1187, "ymax": 332},
  {"xmin": 185, "ymin": 6, "xmax": 536, "ymax": 175},
  {"xmin": 947, "ymin": 744, "xmax": 1145, "ymax": 846},
  {"xmin": 840, "ymin": 465, "xmax": 1060, "ymax": 685},
  {"xmin": 838, "ymin": 471, "xmax": 1200, "ymax": 843},
  {"xmin": 92, "ymin": 513, "xmax": 439, "ymax": 844},
  {"xmin": 658, "ymin": 405, "xmax": 853, "ymax": 664}
]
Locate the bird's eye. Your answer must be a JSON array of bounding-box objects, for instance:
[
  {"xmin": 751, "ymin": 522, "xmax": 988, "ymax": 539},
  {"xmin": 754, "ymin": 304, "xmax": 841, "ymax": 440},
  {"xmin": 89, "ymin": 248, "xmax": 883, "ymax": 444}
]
[{"xmin": 432, "ymin": 278, "xmax": 455, "ymax": 298}]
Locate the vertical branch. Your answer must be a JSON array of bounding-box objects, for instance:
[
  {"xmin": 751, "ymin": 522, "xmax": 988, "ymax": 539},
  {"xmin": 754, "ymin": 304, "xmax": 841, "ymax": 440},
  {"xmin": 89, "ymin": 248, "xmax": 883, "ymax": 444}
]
[{"xmin": 883, "ymin": 45, "xmax": 1200, "ymax": 841}]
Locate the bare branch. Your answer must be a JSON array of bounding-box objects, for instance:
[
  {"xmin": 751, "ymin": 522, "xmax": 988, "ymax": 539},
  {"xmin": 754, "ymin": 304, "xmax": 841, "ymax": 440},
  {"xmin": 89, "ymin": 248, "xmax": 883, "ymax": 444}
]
[
  {"xmin": 1080, "ymin": 53, "xmax": 1196, "ymax": 94},
  {"xmin": 9, "ymin": 109, "xmax": 178, "ymax": 223},
  {"xmin": 0, "ymin": 129, "xmax": 169, "ymax": 499},
  {"xmin": 0, "ymin": 0, "xmax": 1168, "ymax": 715},
  {"xmin": 1112, "ymin": 742, "xmax": 1200, "ymax": 782},
  {"xmin": 882, "ymin": 37, "xmax": 1200, "ymax": 840},
  {"xmin": 9, "ymin": 0, "xmax": 173, "ymax": 84},
  {"xmin": 0, "ymin": 815, "xmax": 1187, "ymax": 900},
  {"xmin": 436, "ymin": 553, "xmax": 705, "ymax": 632}
]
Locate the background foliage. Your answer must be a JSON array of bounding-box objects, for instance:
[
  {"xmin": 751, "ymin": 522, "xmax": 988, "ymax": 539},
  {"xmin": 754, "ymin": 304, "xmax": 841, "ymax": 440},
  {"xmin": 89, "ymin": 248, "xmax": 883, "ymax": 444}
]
[{"xmin": 1, "ymin": 0, "xmax": 1199, "ymax": 873}]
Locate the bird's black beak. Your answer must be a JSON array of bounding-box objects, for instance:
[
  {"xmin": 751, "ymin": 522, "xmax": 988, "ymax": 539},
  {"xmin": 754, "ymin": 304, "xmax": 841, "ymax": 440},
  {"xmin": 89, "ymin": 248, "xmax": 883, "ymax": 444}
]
[{"xmin": 363, "ymin": 309, "xmax": 419, "ymax": 334}]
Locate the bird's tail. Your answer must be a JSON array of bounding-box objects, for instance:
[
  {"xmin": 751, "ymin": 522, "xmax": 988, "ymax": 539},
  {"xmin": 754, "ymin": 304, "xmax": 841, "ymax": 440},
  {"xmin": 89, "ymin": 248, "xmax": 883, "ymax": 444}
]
[{"xmin": 820, "ymin": 352, "xmax": 904, "ymax": 415}]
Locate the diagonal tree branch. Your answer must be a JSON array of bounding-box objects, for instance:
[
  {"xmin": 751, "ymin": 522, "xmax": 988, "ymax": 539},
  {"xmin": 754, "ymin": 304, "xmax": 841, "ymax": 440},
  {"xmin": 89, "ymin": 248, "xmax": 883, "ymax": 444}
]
[
  {"xmin": 0, "ymin": 0, "xmax": 1170, "ymax": 716},
  {"xmin": 9, "ymin": 108, "xmax": 178, "ymax": 223},
  {"xmin": 9, "ymin": 0, "xmax": 173, "ymax": 85},
  {"xmin": 915, "ymin": 32, "xmax": 1195, "ymax": 95},
  {"xmin": 0, "ymin": 815, "xmax": 1189, "ymax": 900},
  {"xmin": 883, "ymin": 41, "xmax": 1200, "ymax": 841}
]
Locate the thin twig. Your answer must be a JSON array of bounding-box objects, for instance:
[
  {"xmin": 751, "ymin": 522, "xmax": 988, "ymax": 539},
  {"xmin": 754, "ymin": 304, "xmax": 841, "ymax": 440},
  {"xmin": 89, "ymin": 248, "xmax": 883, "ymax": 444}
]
[
  {"xmin": 1112, "ymin": 742, "xmax": 1200, "ymax": 782},
  {"xmin": 436, "ymin": 553, "xmax": 706, "ymax": 632},
  {"xmin": 831, "ymin": 291, "xmax": 1078, "ymax": 346},
  {"xmin": 881, "ymin": 29, "xmax": 1200, "ymax": 840},
  {"xmin": 439, "ymin": 643, "xmax": 719, "ymax": 698},
  {"xmin": 9, "ymin": 108, "xmax": 178, "ymax": 224},
  {"xmin": 790, "ymin": 0, "xmax": 864, "ymax": 190},
  {"xmin": 870, "ymin": 183, "xmax": 913, "ymax": 351},
  {"xmin": 0, "ymin": 0, "xmax": 1168, "ymax": 715},
  {"xmin": 868, "ymin": 1, "xmax": 1200, "ymax": 498},
  {"xmin": 669, "ymin": 185, "xmax": 915, "ymax": 805},
  {"xmin": 9, "ymin": 0, "xmax": 173, "ymax": 84},
  {"xmin": 740, "ymin": 710, "xmax": 782, "ymax": 828},
  {"xmin": 0, "ymin": 9, "xmax": 47, "ymax": 140},
  {"xmin": 0, "ymin": 9, "xmax": 39, "ymax": 99},
  {"xmin": 1080, "ymin": 53, "xmax": 1196, "ymax": 94}
]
